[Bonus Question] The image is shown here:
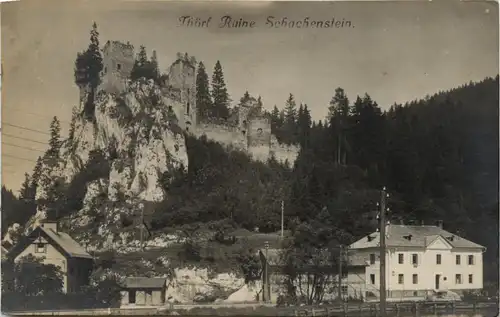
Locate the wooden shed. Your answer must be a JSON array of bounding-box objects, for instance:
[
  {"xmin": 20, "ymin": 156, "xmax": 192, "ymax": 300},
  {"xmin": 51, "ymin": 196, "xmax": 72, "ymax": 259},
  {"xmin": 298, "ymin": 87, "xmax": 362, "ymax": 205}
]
[{"xmin": 120, "ymin": 277, "xmax": 167, "ymax": 307}]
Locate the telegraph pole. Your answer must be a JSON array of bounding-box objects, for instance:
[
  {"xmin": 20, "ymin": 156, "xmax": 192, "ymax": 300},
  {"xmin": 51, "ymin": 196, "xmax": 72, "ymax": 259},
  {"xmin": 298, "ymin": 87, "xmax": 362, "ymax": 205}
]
[
  {"xmin": 140, "ymin": 207, "xmax": 144, "ymax": 251},
  {"xmin": 338, "ymin": 245, "xmax": 343, "ymax": 302},
  {"xmin": 281, "ymin": 200, "xmax": 284, "ymax": 238},
  {"xmin": 379, "ymin": 187, "xmax": 387, "ymax": 316},
  {"xmin": 264, "ymin": 241, "xmax": 270, "ymax": 302}
]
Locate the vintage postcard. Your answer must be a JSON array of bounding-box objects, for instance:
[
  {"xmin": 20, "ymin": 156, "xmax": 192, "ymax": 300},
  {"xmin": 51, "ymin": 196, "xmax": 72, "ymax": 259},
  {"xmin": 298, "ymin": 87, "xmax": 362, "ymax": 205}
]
[{"xmin": 1, "ymin": 0, "xmax": 498, "ymax": 315}]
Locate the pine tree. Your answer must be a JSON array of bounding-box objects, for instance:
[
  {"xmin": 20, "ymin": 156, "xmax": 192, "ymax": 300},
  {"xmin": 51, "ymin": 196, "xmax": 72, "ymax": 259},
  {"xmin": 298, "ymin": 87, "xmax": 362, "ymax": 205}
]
[
  {"xmin": 19, "ymin": 173, "xmax": 32, "ymax": 200},
  {"xmin": 284, "ymin": 94, "xmax": 298, "ymax": 144},
  {"xmin": 31, "ymin": 157, "xmax": 43, "ymax": 189},
  {"xmin": 239, "ymin": 91, "xmax": 251, "ymax": 105},
  {"xmin": 150, "ymin": 50, "xmax": 160, "ymax": 81},
  {"xmin": 257, "ymin": 96, "xmax": 263, "ymax": 110},
  {"xmin": 196, "ymin": 61, "xmax": 212, "ymax": 122},
  {"xmin": 327, "ymin": 88, "xmax": 351, "ymax": 165},
  {"xmin": 87, "ymin": 22, "xmax": 103, "ymax": 89},
  {"xmin": 297, "ymin": 104, "xmax": 312, "ymax": 149},
  {"xmin": 211, "ymin": 60, "xmax": 230, "ymax": 119},
  {"xmin": 327, "ymin": 88, "xmax": 349, "ymax": 121},
  {"xmin": 45, "ymin": 117, "xmax": 61, "ymax": 163},
  {"xmin": 76, "ymin": 22, "xmax": 103, "ymax": 120},
  {"xmin": 137, "ymin": 46, "xmax": 148, "ymax": 67}
]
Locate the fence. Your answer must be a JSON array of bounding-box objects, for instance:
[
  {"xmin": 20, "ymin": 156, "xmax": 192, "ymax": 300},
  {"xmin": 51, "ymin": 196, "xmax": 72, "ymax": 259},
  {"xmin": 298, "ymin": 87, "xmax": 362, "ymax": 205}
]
[{"xmin": 292, "ymin": 300, "xmax": 499, "ymax": 317}]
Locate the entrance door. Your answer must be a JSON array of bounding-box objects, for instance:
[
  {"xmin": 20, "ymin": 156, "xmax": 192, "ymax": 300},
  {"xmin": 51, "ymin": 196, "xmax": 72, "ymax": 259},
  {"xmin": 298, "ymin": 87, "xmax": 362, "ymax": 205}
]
[{"xmin": 435, "ymin": 274, "xmax": 440, "ymax": 290}]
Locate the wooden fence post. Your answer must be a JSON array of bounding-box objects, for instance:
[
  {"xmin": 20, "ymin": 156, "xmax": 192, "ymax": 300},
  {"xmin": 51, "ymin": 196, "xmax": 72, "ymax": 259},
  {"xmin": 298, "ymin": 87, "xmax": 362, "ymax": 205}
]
[{"xmin": 311, "ymin": 308, "xmax": 315, "ymax": 317}]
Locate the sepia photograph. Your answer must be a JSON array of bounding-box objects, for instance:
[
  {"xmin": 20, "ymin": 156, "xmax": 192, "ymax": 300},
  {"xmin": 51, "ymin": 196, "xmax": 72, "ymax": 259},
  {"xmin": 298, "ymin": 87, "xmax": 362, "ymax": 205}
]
[{"xmin": 1, "ymin": 0, "xmax": 498, "ymax": 316}]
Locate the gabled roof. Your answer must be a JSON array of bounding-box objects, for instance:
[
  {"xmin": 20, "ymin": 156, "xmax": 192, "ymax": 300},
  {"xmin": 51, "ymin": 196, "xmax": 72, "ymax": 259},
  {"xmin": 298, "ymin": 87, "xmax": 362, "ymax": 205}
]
[
  {"xmin": 258, "ymin": 248, "xmax": 369, "ymax": 267},
  {"xmin": 9, "ymin": 226, "xmax": 92, "ymax": 260},
  {"xmin": 123, "ymin": 277, "xmax": 167, "ymax": 289},
  {"xmin": 349, "ymin": 225, "xmax": 484, "ymax": 250}
]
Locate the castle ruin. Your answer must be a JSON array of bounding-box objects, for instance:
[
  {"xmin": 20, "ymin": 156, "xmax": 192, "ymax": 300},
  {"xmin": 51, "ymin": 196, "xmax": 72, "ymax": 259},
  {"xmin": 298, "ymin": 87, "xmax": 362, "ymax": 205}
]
[{"xmin": 83, "ymin": 40, "xmax": 299, "ymax": 165}]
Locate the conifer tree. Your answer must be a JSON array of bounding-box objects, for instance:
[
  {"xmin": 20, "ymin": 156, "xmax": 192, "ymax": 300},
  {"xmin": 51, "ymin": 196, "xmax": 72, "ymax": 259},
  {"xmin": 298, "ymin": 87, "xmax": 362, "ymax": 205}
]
[
  {"xmin": 195, "ymin": 61, "xmax": 212, "ymax": 122},
  {"xmin": 74, "ymin": 22, "xmax": 103, "ymax": 119},
  {"xmin": 150, "ymin": 50, "xmax": 160, "ymax": 81},
  {"xmin": 87, "ymin": 22, "xmax": 103, "ymax": 90},
  {"xmin": 284, "ymin": 94, "xmax": 298, "ymax": 143},
  {"xmin": 31, "ymin": 157, "xmax": 43, "ymax": 189},
  {"xmin": 46, "ymin": 117, "xmax": 61, "ymax": 161},
  {"xmin": 211, "ymin": 60, "xmax": 230, "ymax": 119},
  {"xmin": 19, "ymin": 173, "xmax": 32, "ymax": 201},
  {"xmin": 328, "ymin": 88, "xmax": 351, "ymax": 165},
  {"xmin": 257, "ymin": 96, "xmax": 263, "ymax": 110},
  {"xmin": 239, "ymin": 91, "xmax": 251, "ymax": 105}
]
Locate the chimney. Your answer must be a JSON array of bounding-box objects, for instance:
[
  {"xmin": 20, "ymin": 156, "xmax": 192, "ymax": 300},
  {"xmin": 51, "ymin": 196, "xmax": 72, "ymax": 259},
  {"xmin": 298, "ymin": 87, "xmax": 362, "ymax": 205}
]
[
  {"xmin": 41, "ymin": 221, "xmax": 59, "ymax": 233},
  {"xmin": 436, "ymin": 220, "xmax": 443, "ymax": 229}
]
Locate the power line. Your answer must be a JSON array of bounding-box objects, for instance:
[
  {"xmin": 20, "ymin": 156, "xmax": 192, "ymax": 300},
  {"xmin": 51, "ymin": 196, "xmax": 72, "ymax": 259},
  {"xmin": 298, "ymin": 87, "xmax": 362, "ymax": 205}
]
[
  {"xmin": 2, "ymin": 106, "xmax": 71, "ymax": 125},
  {"xmin": 2, "ymin": 154, "xmax": 37, "ymax": 162},
  {"xmin": 2, "ymin": 123, "xmax": 51, "ymax": 135},
  {"xmin": 2, "ymin": 142, "xmax": 45, "ymax": 153},
  {"xmin": 2, "ymin": 133, "xmax": 48, "ymax": 145}
]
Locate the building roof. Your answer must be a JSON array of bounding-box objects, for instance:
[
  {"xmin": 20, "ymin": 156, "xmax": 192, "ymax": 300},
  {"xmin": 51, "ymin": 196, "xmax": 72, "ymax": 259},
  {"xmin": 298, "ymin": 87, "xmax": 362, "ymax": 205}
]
[
  {"xmin": 8, "ymin": 225, "xmax": 93, "ymax": 260},
  {"xmin": 258, "ymin": 248, "xmax": 369, "ymax": 267},
  {"xmin": 349, "ymin": 225, "xmax": 484, "ymax": 250},
  {"xmin": 123, "ymin": 277, "xmax": 167, "ymax": 289},
  {"xmin": 40, "ymin": 226, "xmax": 93, "ymax": 259}
]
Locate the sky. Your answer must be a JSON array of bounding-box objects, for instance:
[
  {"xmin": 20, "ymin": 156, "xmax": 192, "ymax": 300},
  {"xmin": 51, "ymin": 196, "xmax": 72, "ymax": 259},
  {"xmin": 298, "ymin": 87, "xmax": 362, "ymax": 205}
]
[{"xmin": 1, "ymin": 0, "xmax": 498, "ymax": 192}]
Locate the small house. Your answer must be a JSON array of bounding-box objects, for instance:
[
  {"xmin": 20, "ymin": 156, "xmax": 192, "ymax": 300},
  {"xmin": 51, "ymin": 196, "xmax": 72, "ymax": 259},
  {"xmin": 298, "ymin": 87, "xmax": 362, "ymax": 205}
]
[
  {"xmin": 120, "ymin": 277, "xmax": 167, "ymax": 307},
  {"xmin": 7, "ymin": 221, "xmax": 94, "ymax": 293}
]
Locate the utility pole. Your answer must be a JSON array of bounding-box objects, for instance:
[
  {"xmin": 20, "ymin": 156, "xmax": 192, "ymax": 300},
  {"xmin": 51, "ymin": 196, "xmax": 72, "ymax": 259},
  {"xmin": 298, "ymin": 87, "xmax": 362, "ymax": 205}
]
[
  {"xmin": 338, "ymin": 245, "xmax": 343, "ymax": 303},
  {"xmin": 379, "ymin": 187, "xmax": 387, "ymax": 317},
  {"xmin": 140, "ymin": 207, "xmax": 144, "ymax": 251},
  {"xmin": 264, "ymin": 241, "xmax": 270, "ymax": 302},
  {"xmin": 281, "ymin": 200, "xmax": 284, "ymax": 238}
]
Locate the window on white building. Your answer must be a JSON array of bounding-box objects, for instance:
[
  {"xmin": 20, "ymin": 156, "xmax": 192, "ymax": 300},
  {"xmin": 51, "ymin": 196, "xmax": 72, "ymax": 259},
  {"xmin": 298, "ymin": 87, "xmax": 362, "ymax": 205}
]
[
  {"xmin": 468, "ymin": 274, "xmax": 473, "ymax": 284},
  {"xmin": 456, "ymin": 255, "xmax": 461, "ymax": 265},
  {"xmin": 369, "ymin": 254, "xmax": 376, "ymax": 264},
  {"xmin": 468, "ymin": 255, "xmax": 474, "ymax": 265},
  {"xmin": 411, "ymin": 254, "xmax": 418, "ymax": 265},
  {"xmin": 398, "ymin": 274, "xmax": 404, "ymax": 284},
  {"xmin": 436, "ymin": 254, "xmax": 442, "ymax": 264},
  {"xmin": 455, "ymin": 274, "xmax": 462, "ymax": 284},
  {"xmin": 35, "ymin": 243, "xmax": 46, "ymax": 253},
  {"xmin": 398, "ymin": 253, "xmax": 404, "ymax": 264},
  {"xmin": 370, "ymin": 274, "xmax": 375, "ymax": 284},
  {"xmin": 341, "ymin": 285, "xmax": 348, "ymax": 295},
  {"xmin": 412, "ymin": 274, "xmax": 418, "ymax": 284}
]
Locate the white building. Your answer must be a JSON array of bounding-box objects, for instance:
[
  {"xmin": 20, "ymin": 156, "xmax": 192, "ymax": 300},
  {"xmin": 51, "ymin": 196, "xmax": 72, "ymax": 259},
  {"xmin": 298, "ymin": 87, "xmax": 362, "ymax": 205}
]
[{"xmin": 347, "ymin": 222, "xmax": 485, "ymax": 301}]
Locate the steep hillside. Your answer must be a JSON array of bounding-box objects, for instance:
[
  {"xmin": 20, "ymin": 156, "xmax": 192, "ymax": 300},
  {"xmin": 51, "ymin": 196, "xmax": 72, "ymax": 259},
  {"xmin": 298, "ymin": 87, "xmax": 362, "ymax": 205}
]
[{"xmin": 23, "ymin": 78, "xmax": 188, "ymax": 251}]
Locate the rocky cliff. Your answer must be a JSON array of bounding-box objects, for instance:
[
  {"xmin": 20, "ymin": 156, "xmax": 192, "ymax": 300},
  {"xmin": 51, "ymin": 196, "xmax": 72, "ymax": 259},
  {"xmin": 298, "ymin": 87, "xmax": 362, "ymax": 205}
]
[{"xmin": 25, "ymin": 78, "xmax": 188, "ymax": 249}]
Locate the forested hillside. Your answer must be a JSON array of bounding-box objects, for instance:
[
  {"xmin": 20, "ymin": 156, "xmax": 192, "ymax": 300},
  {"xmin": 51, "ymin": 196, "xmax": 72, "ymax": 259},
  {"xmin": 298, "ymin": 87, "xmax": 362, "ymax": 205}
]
[{"xmin": 153, "ymin": 76, "xmax": 499, "ymax": 283}]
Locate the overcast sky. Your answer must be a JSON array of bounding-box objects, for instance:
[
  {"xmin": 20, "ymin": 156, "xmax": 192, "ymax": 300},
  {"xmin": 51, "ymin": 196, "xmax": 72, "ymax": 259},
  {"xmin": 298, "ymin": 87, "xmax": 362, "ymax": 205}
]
[{"xmin": 1, "ymin": 0, "xmax": 498, "ymax": 191}]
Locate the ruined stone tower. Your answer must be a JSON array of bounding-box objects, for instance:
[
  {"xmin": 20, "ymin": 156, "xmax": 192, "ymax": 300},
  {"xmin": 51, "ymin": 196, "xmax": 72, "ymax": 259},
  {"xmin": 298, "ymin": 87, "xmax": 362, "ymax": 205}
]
[
  {"xmin": 100, "ymin": 41, "xmax": 135, "ymax": 94},
  {"xmin": 165, "ymin": 58, "xmax": 197, "ymax": 130}
]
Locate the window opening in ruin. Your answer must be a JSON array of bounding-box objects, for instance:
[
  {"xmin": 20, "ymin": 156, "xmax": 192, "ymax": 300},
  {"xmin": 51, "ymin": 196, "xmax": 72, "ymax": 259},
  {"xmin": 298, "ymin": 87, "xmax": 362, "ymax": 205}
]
[
  {"xmin": 257, "ymin": 128, "xmax": 263, "ymax": 135},
  {"xmin": 129, "ymin": 290, "xmax": 136, "ymax": 304},
  {"xmin": 242, "ymin": 130, "xmax": 246, "ymax": 136},
  {"xmin": 186, "ymin": 102, "xmax": 190, "ymax": 115},
  {"xmin": 104, "ymin": 67, "xmax": 107, "ymax": 74},
  {"xmin": 117, "ymin": 63, "xmax": 122, "ymax": 71}
]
